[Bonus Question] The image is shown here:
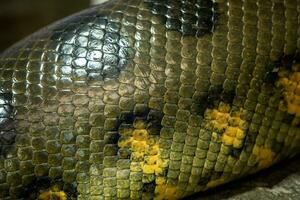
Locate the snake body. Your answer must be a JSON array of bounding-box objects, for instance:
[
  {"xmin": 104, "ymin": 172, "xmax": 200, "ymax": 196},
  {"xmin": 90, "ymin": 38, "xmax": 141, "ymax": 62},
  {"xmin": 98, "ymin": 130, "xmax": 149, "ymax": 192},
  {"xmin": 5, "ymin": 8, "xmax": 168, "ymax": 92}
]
[{"xmin": 0, "ymin": 0, "xmax": 300, "ymax": 199}]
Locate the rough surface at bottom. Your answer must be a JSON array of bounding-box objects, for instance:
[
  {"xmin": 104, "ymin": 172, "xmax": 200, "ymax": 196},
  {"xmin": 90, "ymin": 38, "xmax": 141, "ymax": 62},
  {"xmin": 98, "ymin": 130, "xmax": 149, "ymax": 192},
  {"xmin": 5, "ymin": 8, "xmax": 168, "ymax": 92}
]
[{"xmin": 189, "ymin": 156, "xmax": 300, "ymax": 200}]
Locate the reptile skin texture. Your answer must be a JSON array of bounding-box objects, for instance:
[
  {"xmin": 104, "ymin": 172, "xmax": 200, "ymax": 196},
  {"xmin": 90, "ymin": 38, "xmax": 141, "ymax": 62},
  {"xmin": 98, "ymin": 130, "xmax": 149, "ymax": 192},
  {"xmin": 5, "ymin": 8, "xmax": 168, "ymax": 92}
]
[{"xmin": 0, "ymin": 0, "xmax": 300, "ymax": 199}]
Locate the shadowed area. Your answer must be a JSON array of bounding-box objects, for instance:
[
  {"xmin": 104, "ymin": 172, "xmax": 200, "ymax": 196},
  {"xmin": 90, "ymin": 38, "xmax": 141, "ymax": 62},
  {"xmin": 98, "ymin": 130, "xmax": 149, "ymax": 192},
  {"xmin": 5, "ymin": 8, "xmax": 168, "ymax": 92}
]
[
  {"xmin": 0, "ymin": 0, "xmax": 90, "ymax": 51},
  {"xmin": 186, "ymin": 155, "xmax": 300, "ymax": 200}
]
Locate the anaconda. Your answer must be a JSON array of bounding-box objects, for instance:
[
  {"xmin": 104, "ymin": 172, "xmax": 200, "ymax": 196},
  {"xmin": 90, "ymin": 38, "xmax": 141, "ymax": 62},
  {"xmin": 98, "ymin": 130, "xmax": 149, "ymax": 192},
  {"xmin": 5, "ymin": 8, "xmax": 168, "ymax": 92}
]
[{"xmin": 0, "ymin": 0, "xmax": 299, "ymax": 199}]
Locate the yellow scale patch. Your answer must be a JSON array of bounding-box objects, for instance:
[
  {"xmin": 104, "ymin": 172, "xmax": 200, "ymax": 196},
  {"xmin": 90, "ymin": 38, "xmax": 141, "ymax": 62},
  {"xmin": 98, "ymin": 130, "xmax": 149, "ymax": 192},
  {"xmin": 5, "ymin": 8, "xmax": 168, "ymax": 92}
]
[
  {"xmin": 38, "ymin": 185, "xmax": 67, "ymax": 200},
  {"xmin": 204, "ymin": 102, "xmax": 245, "ymax": 148},
  {"xmin": 117, "ymin": 120, "xmax": 171, "ymax": 199},
  {"xmin": 154, "ymin": 174, "xmax": 179, "ymax": 200},
  {"xmin": 155, "ymin": 182, "xmax": 177, "ymax": 200},
  {"xmin": 252, "ymin": 145, "xmax": 275, "ymax": 169},
  {"xmin": 118, "ymin": 127, "xmax": 164, "ymax": 174},
  {"xmin": 277, "ymin": 67, "xmax": 300, "ymax": 116}
]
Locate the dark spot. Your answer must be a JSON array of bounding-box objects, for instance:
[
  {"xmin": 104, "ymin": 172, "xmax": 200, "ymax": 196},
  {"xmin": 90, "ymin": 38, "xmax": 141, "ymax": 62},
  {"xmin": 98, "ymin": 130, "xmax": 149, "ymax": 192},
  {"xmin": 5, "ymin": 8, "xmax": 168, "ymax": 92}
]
[
  {"xmin": 0, "ymin": 91, "xmax": 16, "ymax": 158},
  {"xmin": 112, "ymin": 108, "xmax": 164, "ymax": 158},
  {"xmin": 195, "ymin": 85, "xmax": 236, "ymax": 116},
  {"xmin": 117, "ymin": 109, "xmax": 163, "ymax": 135},
  {"xmin": 147, "ymin": 110, "xmax": 163, "ymax": 135},
  {"xmin": 281, "ymin": 54, "xmax": 296, "ymax": 70},
  {"xmin": 161, "ymin": 168, "xmax": 169, "ymax": 177},
  {"xmin": 104, "ymin": 131, "xmax": 120, "ymax": 144},
  {"xmin": 264, "ymin": 53, "xmax": 300, "ymax": 86},
  {"xmin": 142, "ymin": 181, "xmax": 156, "ymax": 193},
  {"xmin": 243, "ymin": 130, "xmax": 257, "ymax": 150},
  {"xmin": 230, "ymin": 148, "xmax": 243, "ymax": 158},
  {"xmin": 282, "ymin": 113, "xmax": 295, "ymax": 124},
  {"xmin": 211, "ymin": 171, "xmax": 223, "ymax": 180},
  {"xmin": 264, "ymin": 70, "xmax": 279, "ymax": 86},
  {"xmin": 272, "ymin": 142, "xmax": 283, "ymax": 154},
  {"xmin": 221, "ymin": 90, "xmax": 236, "ymax": 104},
  {"xmin": 47, "ymin": 6, "xmax": 135, "ymax": 82},
  {"xmin": 198, "ymin": 174, "xmax": 211, "ymax": 186},
  {"xmin": 21, "ymin": 176, "xmax": 77, "ymax": 200},
  {"xmin": 119, "ymin": 111, "xmax": 135, "ymax": 124},
  {"xmin": 145, "ymin": 0, "xmax": 219, "ymax": 37},
  {"xmin": 134, "ymin": 106, "xmax": 150, "ymax": 118}
]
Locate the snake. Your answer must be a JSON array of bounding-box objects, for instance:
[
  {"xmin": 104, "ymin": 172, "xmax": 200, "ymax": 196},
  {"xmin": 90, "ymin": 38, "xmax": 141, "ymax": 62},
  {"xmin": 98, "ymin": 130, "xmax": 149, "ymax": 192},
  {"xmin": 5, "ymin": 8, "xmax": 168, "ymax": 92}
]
[{"xmin": 0, "ymin": 0, "xmax": 299, "ymax": 199}]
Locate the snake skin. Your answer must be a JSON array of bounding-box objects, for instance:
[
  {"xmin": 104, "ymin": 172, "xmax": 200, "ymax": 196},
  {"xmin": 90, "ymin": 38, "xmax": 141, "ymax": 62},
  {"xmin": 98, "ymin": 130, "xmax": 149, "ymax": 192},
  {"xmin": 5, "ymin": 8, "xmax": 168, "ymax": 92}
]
[{"xmin": 0, "ymin": 0, "xmax": 300, "ymax": 199}]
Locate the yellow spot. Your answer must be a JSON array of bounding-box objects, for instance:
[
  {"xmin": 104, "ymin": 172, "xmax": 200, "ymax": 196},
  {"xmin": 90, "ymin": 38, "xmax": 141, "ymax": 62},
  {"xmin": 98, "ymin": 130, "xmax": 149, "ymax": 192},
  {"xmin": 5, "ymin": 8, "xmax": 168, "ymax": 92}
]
[
  {"xmin": 165, "ymin": 186, "xmax": 177, "ymax": 198},
  {"xmin": 204, "ymin": 102, "xmax": 245, "ymax": 148},
  {"xmin": 143, "ymin": 164, "xmax": 156, "ymax": 174},
  {"xmin": 155, "ymin": 184, "xmax": 178, "ymax": 200},
  {"xmin": 133, "ymin": 129, "xmax": 149, "ymax": 141},
  {"xmin": 156, "ymin": 177, "xmax": 166, "ymax": 185},
  {"xmin": 216, "ymin": 112, "xmax": 230, "ymax": 124},
  {"xmin": 38, "ymin": 186, "xmax": 67, "ymax": 200},
  {"xmin": 132, "ymin": 151, "xmax": 145, "ymax": 159},
  {"xmin": 211, "ymin": 132, "xmax": 221, "ymax": 143},
  {"xmin": 148, "ymin": 144, "xmax": 159, "ymax": 155},
  {"xmin": 219, "ymin": 102, "xmax": 231, "ymax": 113},
  {"xmin": 221, "ymin": 134, "xmax": 234, "ymax": 146},
  {"xmin": 118, "ymin": 121, "xmax": 171, "ymax": 198},
  {"xmin": 119, "ymin": 127, "xmax": 133, "ymax": 136},
  {"xmin": 236, "ymin": 129, "xmax": 245, "ymax": 140},
  {"xmin": 130, "ymin": 162, "xmax": 143, "ymax": 172},
  {"xmin": 224, "ymin": 127, "xmax": 238, "ymax": 137},
  {"xmin": 229, "ymin": 116, "xmax": 241, "ymax": 126},
  {"xmin": 142, "ymin": 164, "xmax": 163, "ymax": 174},
  {"xmin": 252, "ymin": 146, "xmax": 275, "ymax": 169},
  {"xmin": 277, "ymin": 68, "xmax": 300, "ymax": 116},
  {"xmin": 132, "ymin": 140, "xmax": 147, "ymax": 152},
  {"xmin": 134, "ymin": 119, "xmax": 147, "ymax": 129},
  {"xmin": 117, "ymin": 137, "xmax": 133, "ymax": 148},
  {"xmin": 233, "ymin": 138, "xmax": 243, "ymax": 149},
  {"xmin": 212, "ymin": 120, "xmax": 227, "ymax": 131},
  {"xmin": 145, "ymin": 155, "xmax": 158, "ymax": 164},
  {"xmin": 157, "ymin": 158, "xmax": 169, "ymax": 168}
]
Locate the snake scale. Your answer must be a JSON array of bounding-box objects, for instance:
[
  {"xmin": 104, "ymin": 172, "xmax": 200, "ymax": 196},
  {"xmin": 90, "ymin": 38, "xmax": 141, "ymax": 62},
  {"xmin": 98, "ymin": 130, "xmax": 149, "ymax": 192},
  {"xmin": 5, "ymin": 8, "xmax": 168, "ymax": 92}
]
[{"xmin": 0, "ymin": 0, "xmax": 299, "ymax": 199}]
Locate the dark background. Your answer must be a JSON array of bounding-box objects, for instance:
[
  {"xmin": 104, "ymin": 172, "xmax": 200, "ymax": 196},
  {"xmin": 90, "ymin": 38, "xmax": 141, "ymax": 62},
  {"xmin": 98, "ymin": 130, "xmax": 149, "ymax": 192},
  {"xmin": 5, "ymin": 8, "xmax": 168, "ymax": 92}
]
[{"xmin": 0, "ymin": 0, "xmax": 89, "ymax": 52}]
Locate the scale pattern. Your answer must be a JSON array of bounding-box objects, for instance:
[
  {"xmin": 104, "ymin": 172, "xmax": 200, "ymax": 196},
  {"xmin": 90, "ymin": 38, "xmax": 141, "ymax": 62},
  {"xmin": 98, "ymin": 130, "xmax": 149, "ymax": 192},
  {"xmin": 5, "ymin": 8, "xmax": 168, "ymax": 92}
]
[{"xmin": 0, "ymin": 0, "xmax": 299, "ymax": 199}]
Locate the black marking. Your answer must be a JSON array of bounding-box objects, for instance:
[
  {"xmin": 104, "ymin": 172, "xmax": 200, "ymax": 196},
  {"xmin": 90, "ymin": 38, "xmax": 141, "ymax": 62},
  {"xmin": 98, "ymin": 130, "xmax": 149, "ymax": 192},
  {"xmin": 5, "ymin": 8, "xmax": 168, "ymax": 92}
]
[
  {"xmin": 264, "ymin": 53, "xmax": 300, "ymax": 86},
  {"xmin": 195, "ymin": 86, "xmax": 236, "ymax": 116},
  {"xmin": 220, "ymin": 90, "xmax": 236, "ymax": 104},
  {"xmin": 134, "ymin": 106, "xmax": 150, "ymax": 119},
  {"xmin": 143, "ymin": 181, "xmax": 156, "ymax": 193},
  {"xmin": 198, "ymin": 174, "xmax": 211, "ymax": 186},
  {"xmin": 230, "ymin": 148, "xmax": 243, "ymax": 158},
  {"xmin": 119, "ymin": 111, "xmax": 135, "ymax": 124},
  {"xmin": 145, "ymin": 0, "xmax": 218, "ymax": 37},
  {"xmin": 113, "ymin": 108, "xmax": 164, "ymax": 159},
  {"xmin": 104, "ymin": 131, "xmax": 120, "ymax": 144},
  {"xmin": 117, "ymin": 109, "xmax": 163, "ymax": 132},
  {"xmin": 242, "ymin": 130, "xmax": 257, "ymax": 151},
  {"xmin": 20, "ymin": 176, "xmax": 78, "ymax": 200},
  {"xmin": 281, "ymin": 54, "xmax": 297, "ymax": 70},
  {"xmin": 264, "ymin": 71, "xmax": 279, "ymax": 86},
  {"xmin": 0, "ymin": 91, "xmax": 16, "ymax": 158},
  {"xmin": 116, "ymin": 109, "xmax": 163, "ymax": 146},
  {"xmin": 48, "ymin": 6, "xmax": 134, "ymax": 82},
  {"xmin": 282, "ymin": 113, "xmax": 295, "ymax": 124},
  {"xmin": 147, "ymin": 110, "xmax": 163, "ymax": 136},
  {"xmin": 211, "ymin": 171, "xmax": 223, "ymax": 180}
]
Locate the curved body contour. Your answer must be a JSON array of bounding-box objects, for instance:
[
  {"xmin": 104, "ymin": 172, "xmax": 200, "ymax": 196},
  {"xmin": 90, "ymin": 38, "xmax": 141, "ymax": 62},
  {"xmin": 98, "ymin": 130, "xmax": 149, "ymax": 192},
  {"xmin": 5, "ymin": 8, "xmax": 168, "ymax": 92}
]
[{"xmin": 0, "ymin": 0, "xmax": 300, "ymax": 199}]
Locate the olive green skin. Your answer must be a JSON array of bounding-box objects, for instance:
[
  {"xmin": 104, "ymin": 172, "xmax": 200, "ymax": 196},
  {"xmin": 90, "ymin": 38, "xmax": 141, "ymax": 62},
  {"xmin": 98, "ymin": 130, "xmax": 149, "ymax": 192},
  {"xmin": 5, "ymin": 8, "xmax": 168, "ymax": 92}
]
[{"xmin": 0, "ymin": 0, "xmax": 299, "ymax": 199}]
